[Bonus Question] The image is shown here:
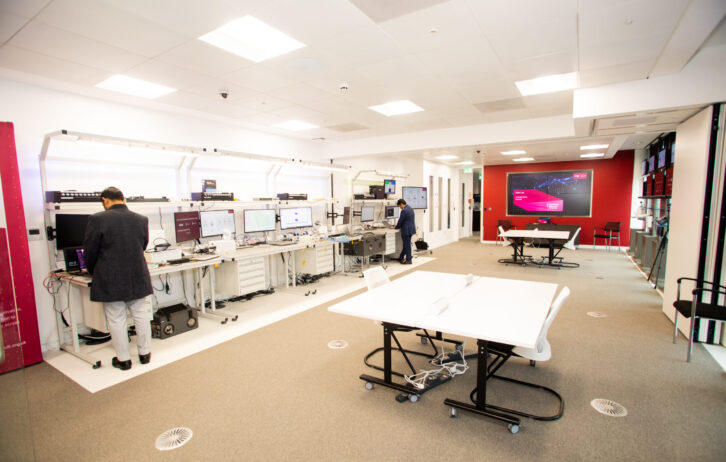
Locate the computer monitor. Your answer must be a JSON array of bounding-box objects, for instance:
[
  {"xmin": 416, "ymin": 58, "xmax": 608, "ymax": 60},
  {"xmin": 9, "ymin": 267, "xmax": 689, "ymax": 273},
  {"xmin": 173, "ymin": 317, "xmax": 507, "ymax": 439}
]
[
  {"xmin": 174, "ymin": 211, "xmax": 201, "ymax": 243},
  {"xmin": 648, "ymin": 155, "xmax": 655, "ymax": 173},
  {"xmin": 63, "ymin": 247, "xmax": 86, "ymax": 272},
  {"xmin": 243, "ymin": 209, "xmax": 277, "ymax": 233},
  {"xmin": 385, "ymin": 205, "xmax": 400, "ymax": 220},
  {"xmin": 384, "ymin": 179, "xmax": 396, "ymax": 194},
  {"xmin": 55, "ymin": 214, "xmax": 90, "ymax": 250},
  {"xmin": 361, "ymin": 205, "xmax": 374, "ymax": 222},
  {"xmin": 657, "ymin": 148, "xmax": 666, "ymax": 169},
  {"xmin": 279, "ymin": 207, "xmax": 313, "ymax": 230},
  {"xmin": 200, "ymin": 209, "xmax": 236, "ymax": 238}
]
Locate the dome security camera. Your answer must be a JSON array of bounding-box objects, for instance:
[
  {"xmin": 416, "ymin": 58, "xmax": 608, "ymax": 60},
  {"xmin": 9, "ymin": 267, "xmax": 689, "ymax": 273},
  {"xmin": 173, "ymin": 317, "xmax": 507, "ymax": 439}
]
[{"xmin": 219, "ymin": 90, "xmax": 229, "ymax": 99}]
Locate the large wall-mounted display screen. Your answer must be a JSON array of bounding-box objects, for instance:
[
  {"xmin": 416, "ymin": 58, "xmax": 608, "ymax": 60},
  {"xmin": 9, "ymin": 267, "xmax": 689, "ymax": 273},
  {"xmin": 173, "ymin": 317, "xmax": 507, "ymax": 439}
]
[
  {"xmin": 506, "ymin": 170, "xmax": 593, "ymax": 217},
  {"xmin": 402, "ymin": 186, "xmax": 428, "ymax": 209}
]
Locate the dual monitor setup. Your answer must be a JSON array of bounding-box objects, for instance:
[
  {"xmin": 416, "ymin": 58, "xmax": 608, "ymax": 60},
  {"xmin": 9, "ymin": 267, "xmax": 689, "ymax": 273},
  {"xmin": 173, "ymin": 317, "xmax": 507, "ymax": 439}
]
[{"xmin": 173, "ymin": 207, "xmax": 313, "ymax": 243}]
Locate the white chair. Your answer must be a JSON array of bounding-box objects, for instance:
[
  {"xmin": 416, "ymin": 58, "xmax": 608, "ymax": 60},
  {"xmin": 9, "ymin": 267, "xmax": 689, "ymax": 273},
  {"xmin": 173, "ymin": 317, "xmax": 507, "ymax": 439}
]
[
  {"xmin": 497, "ymin": 226, "xmax": 512, "ymax": 247},
  {"xmin": 363, "ymin": 266, "xmax": 390, "ymax": 291},
  {"xmin": 550, "ymin": 228, "xmax": 580, "ymax": 268},
  {"xmin": 513, "ymin": 286, "xmax": 570, "ymax": 364}
]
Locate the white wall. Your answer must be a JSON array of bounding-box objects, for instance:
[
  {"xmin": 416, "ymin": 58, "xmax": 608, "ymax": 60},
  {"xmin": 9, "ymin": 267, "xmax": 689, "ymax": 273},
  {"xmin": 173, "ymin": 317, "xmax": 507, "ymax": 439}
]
[
  {"xmin": 630, "ymin": 148, "xmax": 648, "ymax": 231},
  {"xmin": 0, "ymin": 77, "xmax": 330, "ymax": 352},
  {"xmin": 422, "ymin": 161, "xmax": 461, "ymax": 248},
  {"xmin": 662, "ymin": 106, "xmax": 713, "ymax": 335}
]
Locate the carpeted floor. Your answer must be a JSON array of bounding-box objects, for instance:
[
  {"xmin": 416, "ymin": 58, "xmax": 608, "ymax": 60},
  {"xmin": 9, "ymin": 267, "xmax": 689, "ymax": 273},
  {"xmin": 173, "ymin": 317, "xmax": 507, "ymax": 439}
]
[{"xmin": 3, "ymin": 238, "xmax": 725, "ymax": 461}]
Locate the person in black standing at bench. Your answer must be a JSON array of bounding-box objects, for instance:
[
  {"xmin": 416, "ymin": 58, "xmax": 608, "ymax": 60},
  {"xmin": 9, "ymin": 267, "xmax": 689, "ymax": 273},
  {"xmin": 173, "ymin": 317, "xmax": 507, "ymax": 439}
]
[
  {"xmin": 83, "ymin": 187, "xmax": 153, "ymax": 371},
  {"xmin": 395, "ymin": 198, "xmax": 416, "ymax": 265}
]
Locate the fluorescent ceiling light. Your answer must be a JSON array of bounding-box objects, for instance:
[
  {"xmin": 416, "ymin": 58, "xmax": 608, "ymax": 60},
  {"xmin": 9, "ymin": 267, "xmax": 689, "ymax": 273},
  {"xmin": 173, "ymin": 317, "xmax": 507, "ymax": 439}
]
[
  {"xmin": 436, "ymin": 155, "xmax": 458, "ymax": 160},
  {"xmin": 580, "ymin": 153, "xmax": 605, "ymax": 158},
  {"xmin": 515, "ymin": 72, "xmax": 578, "ymax": 96},
  {"xmin": 580, "ymin": 144, "xmax": 609, "ymax": 150},
  {"xmin": 513, "ymin": 157, "xmax": 535, "ymax": 162},
  {"xmin": 95, "ymin": 74, "xmax": 176, "ymax": 99},
  {"xmin": 368, "ymin": 100, "xmax": 423, "ymax": 116},
  {"xmin": 301, "ymin": 163, "xmax": 349, "ymax": 172},
  {"xmin": 199, "ymin": 16, "xmax": 305, "ymax": 62},
  {"xmin": 273, "ymin": 120, "xmax": 318, "ymax": 131},
  {"xmin": 455, "ymin": 161, "xmax": 475, "ymax": 165},
  {"xmin": 501, "ymin": 150, "xmax": 526, "ymax": 155}
]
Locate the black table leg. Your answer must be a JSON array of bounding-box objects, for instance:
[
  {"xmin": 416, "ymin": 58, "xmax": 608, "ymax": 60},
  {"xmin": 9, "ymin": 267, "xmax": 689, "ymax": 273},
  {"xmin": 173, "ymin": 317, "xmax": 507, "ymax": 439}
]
[{"xmin": 444, "ymin": 339, "xmax": 521, "ymax": 431}]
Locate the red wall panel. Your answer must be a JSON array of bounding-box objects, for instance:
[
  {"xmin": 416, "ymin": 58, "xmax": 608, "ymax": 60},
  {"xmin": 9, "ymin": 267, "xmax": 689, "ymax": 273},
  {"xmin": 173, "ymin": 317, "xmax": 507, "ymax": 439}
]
[
  {"xmin": 482, "ymin": 150, "xmax": 634, "ymax": 246},
  {"xmin": 0, "ymin": 122, "xmax": 42, "ymax": 369}
]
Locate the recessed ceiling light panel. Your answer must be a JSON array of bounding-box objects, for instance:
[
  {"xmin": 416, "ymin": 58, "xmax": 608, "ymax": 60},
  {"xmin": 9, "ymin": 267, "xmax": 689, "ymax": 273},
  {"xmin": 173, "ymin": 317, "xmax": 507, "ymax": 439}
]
[
  {"xmin": 95, "ymin": 75, "xmax": 176, "ymax": 99},
  {"xmin": 368, "ymin": 100, "xmax": 424, "ymax": 116},
  {"xmin": 436, "ymin": 155, "xmax": 458, "ymax": 160},
  {"xmin": 501, "ymin": 150, "xmax": 527, "ymax": 155},
  {"xmin": 455, "ymin": 161, "xmax": 474, "ymax": 165},
  {"xmin": 580, "ymin": 153, "xmax": 605, "ymax": 158},
  {"xmin": 199, "ymin": 15, "xmax": 305, "ymax": 62},
  {"xmin": 580, "ymin": 144, "xmax": 609, "ymax": 150},
  {"xmin": 513, "ymin": 157, "xmax": 535, "ymax": 162},
  {"xmin": 515, "ymin": 72, "xmax": 578, "ymax": 96},
  {"xmin": 273, "ymin": 120, "xmax": 318, "ymax": 131}
]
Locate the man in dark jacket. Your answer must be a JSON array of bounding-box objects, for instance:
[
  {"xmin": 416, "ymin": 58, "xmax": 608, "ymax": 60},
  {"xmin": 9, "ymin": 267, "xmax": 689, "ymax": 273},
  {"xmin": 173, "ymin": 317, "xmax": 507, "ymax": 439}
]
[
  {"xmin": 395, "ymin": 198, "xmax": 416, "ymax": 264},
  {"xmin": 84, "ymin": 187, "xmax": 153, "ymax": 371}
]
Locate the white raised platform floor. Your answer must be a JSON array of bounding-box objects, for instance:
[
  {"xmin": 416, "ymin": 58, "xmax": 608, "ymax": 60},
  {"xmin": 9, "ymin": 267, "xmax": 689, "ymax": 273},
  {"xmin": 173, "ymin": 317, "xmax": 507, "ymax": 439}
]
[{"xmin": 44, "ymin": 257, "xmax": 434, "ymax": 393}]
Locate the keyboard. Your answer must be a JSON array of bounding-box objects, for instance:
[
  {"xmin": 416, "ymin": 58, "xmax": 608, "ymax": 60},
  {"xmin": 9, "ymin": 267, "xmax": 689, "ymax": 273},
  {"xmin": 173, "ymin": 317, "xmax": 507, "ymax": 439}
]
[
  {"xmin": 167, "ymin": 257, "xmax": 190, "ymax": 265},
  {"xmin": 267, "ymin": 240, "xmax": 297, "ymax": 246}
]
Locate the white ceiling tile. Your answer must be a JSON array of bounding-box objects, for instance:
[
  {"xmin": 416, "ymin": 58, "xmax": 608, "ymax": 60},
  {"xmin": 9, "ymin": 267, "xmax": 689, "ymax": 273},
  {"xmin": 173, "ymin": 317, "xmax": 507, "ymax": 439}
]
[
  {"xmin": 320, "ymin": 27, "xmax": 406, "ymax": 68},
  {"xmin": 0, "ymin": 12, "xmax": 29, "ymax": 44},
  {"xmin": 35, "ymin": 0, "xmax": 188, "ymax": 57},
  {"xmin": 579, "ymin": 59, "xmax": 654, "ymax": 88},
  {"xmin": 453, "ymin": 75, "xmax": 520, "ymax": 104},
  {"xmin": 265, "ymin": 83, "xmax": 338, "ymax": 105},
  {"xmin": 523, "ymin": 91, "xmax": 574, "ymax": 117},
  {"xmin": 579, "ymin": 31, "xmax": 671, "ymax": 70},
  {"xmin": 224, "ymin": 66, "xmax": 297, "ymax": 92},
  {"xmin": 0, "ymin": 0, "xmax": 52, "ymax": 18},
  {"xmin": 125, "ymin": 60, "xmax": 211, "ymax": 91},
  {"xmin": 198, "ymin": 101, "xmax": 261, "ymax": 120},
  {"xmin": 105, "ymin": 0, "xmax": 247, "ymax": 38},
  {"xmin": 380, "ymin": 0, "xmax": 486, "ymax": 52},
  {"xmin": 0, "ymin": 44, "xmax": 109, "ymax": 85},
  {"xmin": 9, "ymin": 20, "xmax": 147, "ymax": 73},
  {"xmin": 156, "ymin": 40, "xmax": 252, "ymax": 77},
  {"xmin": 182, "ymin": 79, "xmax": 258, "ymax": 102},
  {"xmin": 237, "ymin": 93, "xmax": 294, "ymax": 112},
  {"xmin": 502, "ymin": 51, "xmax": 578, "ymax": 82},
  {"xmin": 263, "ymin": 105, "xmax": 332, "ymax": 126},
  {"xmin": 155, "ymin": 91, "xmax": 218, "ymax": 112}
]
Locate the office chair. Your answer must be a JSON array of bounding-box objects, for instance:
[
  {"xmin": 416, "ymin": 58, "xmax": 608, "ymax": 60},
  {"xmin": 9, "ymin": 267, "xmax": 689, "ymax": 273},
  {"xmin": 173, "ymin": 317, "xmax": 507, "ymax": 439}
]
[
  {"xmin": 497, "ymin": 225, "xmax": 512, "ymax": 247},
  {"xmin": 672, "ymin": 277, "xmax": 726, "ymax": 362},
  {"xmin": 362, "ymin": 266, "xmax": 443, "ymax": 379},
  {"xmin": 593, "ymin": 222, "xmax": 621, "ymax": 251},
  {"xmin": 550, "ymin": 227, "xmax": 581, "ymax": 268},
  {"xmin": 496, "ymin": 220, "xmax": 514, "ymax": 246},
  {"xmin": 472, "ymin": 286, "xmax": 570, "ymax": 421}
]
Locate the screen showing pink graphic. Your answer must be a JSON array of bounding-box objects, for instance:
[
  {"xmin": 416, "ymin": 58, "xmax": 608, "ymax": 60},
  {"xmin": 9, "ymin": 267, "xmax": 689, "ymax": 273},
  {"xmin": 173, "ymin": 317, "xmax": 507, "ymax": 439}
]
[
  {"xmin": 507, "ymin": 169, "xmax": 592, "ymax": 217},
  {"xmin": 512, "ymin": 190, "xmax": 564, "ymax": 212}
]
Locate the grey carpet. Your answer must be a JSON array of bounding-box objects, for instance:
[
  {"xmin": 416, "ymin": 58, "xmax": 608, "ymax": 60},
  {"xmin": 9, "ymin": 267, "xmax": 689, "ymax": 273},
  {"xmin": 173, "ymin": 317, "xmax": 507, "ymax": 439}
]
[{"xmin": 2, "ymin": 239, "xmax": 725, "ymax": 461}]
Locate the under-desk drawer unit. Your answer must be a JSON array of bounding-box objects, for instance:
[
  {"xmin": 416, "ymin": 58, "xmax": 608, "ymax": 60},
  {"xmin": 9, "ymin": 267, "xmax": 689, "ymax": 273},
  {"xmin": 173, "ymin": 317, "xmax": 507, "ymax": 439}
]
[
  {"xmin": 295, "ymin": 245, "xmax": 334, "ymax": 275},
  {"xmin": 217, "ymin": 256, "xmax": 267, "ymax": 296},
  {"xmin": 384, "ymin": 231, "xmax": 396, "ymax": 255}
]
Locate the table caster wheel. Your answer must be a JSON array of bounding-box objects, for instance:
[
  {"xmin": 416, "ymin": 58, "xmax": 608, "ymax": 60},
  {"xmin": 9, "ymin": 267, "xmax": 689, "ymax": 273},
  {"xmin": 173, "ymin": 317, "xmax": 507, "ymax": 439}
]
[
  {"xmin": 409, "ymin": 394, "xmax": 420, "ymax": 403},
  {"xmin": 508, "ymin": 424, "xmax": 520, "ymax": 434},
  {"xmin": 364, "ymin": 382, "xmax": 374, "ymax": 390},
  {"xmin": 455, "ymin": 344, "xmax": 463, "ymax": 352},
  {"xmin": 450, "ymin": 407, "xmax": 457, "ymax": 418},
  {"xmin": 221, "ymin": 319, "xmax": 228, "ymax": 325},
  {"xmin": 93, "ymin": 361, "xmax": 101, "ymax": 369},
  {"xmin": 231, "ymin": 315, "xmax": 239, "ymax": 321},
  {"xmin": 420, "ymin": 337, "xmax": 428, "ymax": 345}
]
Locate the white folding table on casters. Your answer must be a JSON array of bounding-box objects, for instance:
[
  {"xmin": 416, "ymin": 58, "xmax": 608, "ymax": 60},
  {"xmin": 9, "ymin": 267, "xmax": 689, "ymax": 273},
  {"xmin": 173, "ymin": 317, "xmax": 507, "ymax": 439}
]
[{"xmin": 328, "ymin": 270, "xmax": 562, "ymax": 433}]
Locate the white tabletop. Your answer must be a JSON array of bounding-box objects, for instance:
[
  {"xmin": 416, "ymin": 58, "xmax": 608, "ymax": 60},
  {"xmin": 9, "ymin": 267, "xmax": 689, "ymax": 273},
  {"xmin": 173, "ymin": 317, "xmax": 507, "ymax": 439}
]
[
  {"xmin": 501, "ymin": 230, "xmax": 570, "ymax": 240},
  {"xmin": 328, "ymin": 271, "xmax": 558, "ymax": 349}
]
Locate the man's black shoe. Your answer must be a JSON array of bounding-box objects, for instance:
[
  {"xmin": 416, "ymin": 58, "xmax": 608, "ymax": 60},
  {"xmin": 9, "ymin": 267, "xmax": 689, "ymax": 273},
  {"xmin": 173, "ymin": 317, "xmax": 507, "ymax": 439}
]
[
  {"xmin": 112, "ymin": 357, "xmax": 132, "ymax": 371},
  {"xmin": 139, "ymin": 353, "xmax": 151, "ymax": 364},
  {"xmin": 402, "ymin": 261, "xmax": 412, "ymax": 265},
  {"xmin": 398, "ymin": 257, "xmax": 405, "ymax": 263}
]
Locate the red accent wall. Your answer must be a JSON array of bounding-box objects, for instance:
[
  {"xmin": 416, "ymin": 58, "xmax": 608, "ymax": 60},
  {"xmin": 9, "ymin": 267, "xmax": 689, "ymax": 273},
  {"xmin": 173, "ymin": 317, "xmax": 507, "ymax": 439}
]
[
  {"xmin": 482, "ymin": 150, "xmax": 634, "ymax": 246},
  {"xmin": 0, "ymin": 122, "xmax": 43, "ymax": 370}
]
